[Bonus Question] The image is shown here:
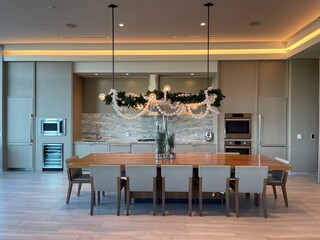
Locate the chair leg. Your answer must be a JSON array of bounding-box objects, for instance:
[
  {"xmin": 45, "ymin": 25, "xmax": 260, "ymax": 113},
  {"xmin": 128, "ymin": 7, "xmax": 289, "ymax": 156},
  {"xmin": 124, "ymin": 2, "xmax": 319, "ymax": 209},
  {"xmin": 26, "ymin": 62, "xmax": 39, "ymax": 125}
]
[
  {"xmin": 235, "ymin": 178, "xmax": 239, "ymax": 218},
  {"xmin": 254, "ymin": 193, "xmax": 260, "ymax": 206},
  {"xmin": 226, "ymin": 178, "xmax": 230, "ymax": 217},
  {"xmin": 77, "ymin": 183, "xmax": 82, "ymax": 196},
  {"xmin": 263, "ymin": 179, "xmax": 267, "ymax": 218},
  {"xmin": 272, "ymin": 185, "xmax": 278, "ymax": 199},
  {"xmin": 90, "ymin": 177, "xmax": 94, "ymax": 216},
  {"xmin": 188, "ymin": 177, "xmax": 192, "ymax": 216},
  {"xmin": 66, "ymin": 183, "xmax": 73, "ymax": 204},
  {"xmin": 162, "ymin": 177, "xmax": 165, "ymax": 216},
  {"xmin": 97, "ymin": 191, "xmax": 101, "ymax": 205},
  {"xmin": 281, "ymin": 185, "xmax": 289, "ymax": 207},
  {"xmin": 126, "ymin": 177, "xmax": 130, "ymax": 216},
  {"xmin": 117, "ymin": 177, "xmax": 121, "ymax": 216},
  {"xmin": 199, "ymin": 178, "xmax": 203, "ymax": 216},
  {"xmin": 153, "ymin": 177, "xmax": 157, "ymax": 216}
]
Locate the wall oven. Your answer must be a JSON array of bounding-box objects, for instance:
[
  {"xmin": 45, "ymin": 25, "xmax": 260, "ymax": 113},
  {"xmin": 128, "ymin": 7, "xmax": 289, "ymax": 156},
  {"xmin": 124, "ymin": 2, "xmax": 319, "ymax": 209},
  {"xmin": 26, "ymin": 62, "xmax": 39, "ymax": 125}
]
[
  {"xmin": 225, "ymin": 113, "xmax": 251, "ymax": 139},
  {"xmin": 225, "ymin": 140, "xmax": 251, "ymax": 155},
  {"xmin": 40, "ymin": 118, "xmax": 66, "ymax": 136}
]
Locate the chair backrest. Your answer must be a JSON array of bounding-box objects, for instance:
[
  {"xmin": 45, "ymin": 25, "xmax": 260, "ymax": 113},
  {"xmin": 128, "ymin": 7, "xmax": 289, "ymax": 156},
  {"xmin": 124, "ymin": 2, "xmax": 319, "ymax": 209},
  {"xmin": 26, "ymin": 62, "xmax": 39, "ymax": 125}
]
[
  {"xmin": 272, "ymin": 157, "xmax": 290, "ymax": 181},
  {"xmin": 275, "ymin": 157, "xmax": 290, "ymax": 165},
  {"xmin": 125, "ymin": 165, "xmax": 157, "ymax": 191},
  {"xmin": 198, "ymin": 165, "xmax": 231, "ymax": 192},
  {"xmin": 161, "ymin": 165, "xmax": 193, "ymax": 192},
  {"xmin": 89, "ymin": 165, "xmax": 121, "ymax": 192},
  {"xmin": 235, "ymin": 166, "xmax": 268, "ymax": 193},
  {"xmin": 66, "ymin": 156, "xmax": 82, "ymax": 180}
]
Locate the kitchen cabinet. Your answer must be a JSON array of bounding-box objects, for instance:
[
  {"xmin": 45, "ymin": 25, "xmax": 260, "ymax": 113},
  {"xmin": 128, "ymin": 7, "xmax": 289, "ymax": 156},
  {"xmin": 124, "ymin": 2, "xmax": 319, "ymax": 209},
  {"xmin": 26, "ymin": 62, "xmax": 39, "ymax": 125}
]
[
  {"xmin": 74, "ymin": 142, "xmax": 109, "ymax": 158},
  {"xmin": 109, "ymin": 143, "xmax": 131, "ymax": 153},
  {"xmin": 6, "ymin": 62, "xmax": 35, "ymax": 169},
  {"xmin": 258, "ymin": 61, "xmax": 288, "ymax": 159},
  {"xmin": 194, "ymin": 144, "xmax": 215, "ymax": 153},
  {"xmin": 131, "ymin": 143, "xmax": 154, "ymax": 153},
  {"xmin": 175, "ymin": 144, "xmax": 193, "ymax": 153}
]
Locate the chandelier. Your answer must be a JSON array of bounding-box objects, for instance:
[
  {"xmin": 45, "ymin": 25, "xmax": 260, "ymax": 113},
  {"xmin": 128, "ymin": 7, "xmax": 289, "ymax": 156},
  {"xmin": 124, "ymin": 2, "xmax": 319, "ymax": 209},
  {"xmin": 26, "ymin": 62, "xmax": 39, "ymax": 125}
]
[{"xmin": 99, "ymin": 3, "xmax": 225, "ymax": 120}]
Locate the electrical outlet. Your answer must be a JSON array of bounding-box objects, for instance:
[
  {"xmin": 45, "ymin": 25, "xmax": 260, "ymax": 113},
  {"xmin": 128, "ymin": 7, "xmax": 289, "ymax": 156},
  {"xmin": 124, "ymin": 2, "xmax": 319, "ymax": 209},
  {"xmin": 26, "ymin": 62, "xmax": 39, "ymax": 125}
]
[
  {"xmin": 125, "ymin": 132, "xmax": 129, "ymax": 137},
  {"xmin": 297, "ymin": 134, "xmax": 302, "ymax": 140}
]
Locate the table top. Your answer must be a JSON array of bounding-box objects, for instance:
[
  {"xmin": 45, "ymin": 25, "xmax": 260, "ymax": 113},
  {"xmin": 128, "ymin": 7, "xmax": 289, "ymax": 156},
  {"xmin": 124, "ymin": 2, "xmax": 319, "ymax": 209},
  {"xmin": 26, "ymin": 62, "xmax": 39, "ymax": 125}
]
[{"xmin": 67, "ymin": 153, "xmax": 292, "ymax": 171}]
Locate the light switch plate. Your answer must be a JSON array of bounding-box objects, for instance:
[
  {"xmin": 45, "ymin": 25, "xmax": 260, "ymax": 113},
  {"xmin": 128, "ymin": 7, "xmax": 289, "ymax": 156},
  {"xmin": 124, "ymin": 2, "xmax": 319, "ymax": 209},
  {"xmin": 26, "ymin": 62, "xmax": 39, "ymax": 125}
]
[{"xmin": 297, "ymin": 134, "xmax": 302, "ymax": 140}]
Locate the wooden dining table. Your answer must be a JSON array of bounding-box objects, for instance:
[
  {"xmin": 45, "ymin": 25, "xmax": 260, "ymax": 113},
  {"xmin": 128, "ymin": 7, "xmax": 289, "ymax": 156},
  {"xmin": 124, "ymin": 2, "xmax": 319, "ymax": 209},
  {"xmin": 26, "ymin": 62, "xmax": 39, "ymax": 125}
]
[{"xmin": 67, "ymin": 152, "xmax": 292, "ymax": 171}]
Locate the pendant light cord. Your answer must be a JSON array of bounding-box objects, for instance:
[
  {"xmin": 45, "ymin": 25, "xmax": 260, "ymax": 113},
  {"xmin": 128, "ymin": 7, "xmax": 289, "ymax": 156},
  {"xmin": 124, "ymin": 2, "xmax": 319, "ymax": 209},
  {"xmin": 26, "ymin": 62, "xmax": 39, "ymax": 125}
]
[
  {"xmin": 109, "ymin": 4, "xmax": 118, "ymax": 89},
  {"xmin": 204, "ymin": 3, "xmax": 213, "ymax": 87}
]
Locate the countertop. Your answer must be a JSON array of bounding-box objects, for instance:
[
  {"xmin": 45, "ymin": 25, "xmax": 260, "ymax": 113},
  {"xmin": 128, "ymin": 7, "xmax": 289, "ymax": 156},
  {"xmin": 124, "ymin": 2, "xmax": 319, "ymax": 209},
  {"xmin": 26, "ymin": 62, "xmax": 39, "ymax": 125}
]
[{"xmin": 74, "ymin": 138, "xmax": 215, "ymax": 145}]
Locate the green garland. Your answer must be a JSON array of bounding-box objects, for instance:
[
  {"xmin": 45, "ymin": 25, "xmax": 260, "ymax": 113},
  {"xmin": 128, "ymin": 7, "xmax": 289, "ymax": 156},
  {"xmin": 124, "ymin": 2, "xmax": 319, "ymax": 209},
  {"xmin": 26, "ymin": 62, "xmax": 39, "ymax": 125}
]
[{"xmin": 105, "ymin": 88, "xmax": 225, "ymax": 109}]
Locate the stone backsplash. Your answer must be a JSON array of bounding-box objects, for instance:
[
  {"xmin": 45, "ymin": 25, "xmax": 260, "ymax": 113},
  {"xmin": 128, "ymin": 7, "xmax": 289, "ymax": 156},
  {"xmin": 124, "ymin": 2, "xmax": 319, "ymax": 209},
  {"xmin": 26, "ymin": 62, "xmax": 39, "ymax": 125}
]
[{"xmin": 81, "ymin": 113, "xmax": 217, "ymax": 144}]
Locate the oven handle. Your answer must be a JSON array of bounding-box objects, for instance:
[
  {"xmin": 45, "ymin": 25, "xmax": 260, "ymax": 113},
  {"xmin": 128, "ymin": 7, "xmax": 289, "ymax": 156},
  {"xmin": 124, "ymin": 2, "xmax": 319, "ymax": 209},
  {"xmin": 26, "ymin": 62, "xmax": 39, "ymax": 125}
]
[{"xmin": 258, "ymin": 114, "xmax": 262, "ymax": 145}]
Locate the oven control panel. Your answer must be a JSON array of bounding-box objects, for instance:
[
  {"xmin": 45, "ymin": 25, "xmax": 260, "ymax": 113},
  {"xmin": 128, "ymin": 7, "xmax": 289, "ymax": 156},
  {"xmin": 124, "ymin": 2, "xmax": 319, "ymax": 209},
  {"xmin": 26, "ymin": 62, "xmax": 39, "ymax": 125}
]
[{"xmin": 224, "ymin": 140, "xmax": 251, "ymax": 146}]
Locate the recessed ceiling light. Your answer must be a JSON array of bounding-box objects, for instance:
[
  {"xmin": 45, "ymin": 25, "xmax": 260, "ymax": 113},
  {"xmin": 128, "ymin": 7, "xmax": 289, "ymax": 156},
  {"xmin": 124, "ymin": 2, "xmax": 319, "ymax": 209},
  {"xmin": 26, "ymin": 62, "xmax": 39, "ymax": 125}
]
[
  {"xmin": 94, "ymin": 73, "xmax": 99, "ymax": 76},
  {"xmin": 65, "ymin": 23, "xmax": 77, "ymax": 28},
  {"xmin": 200, "ymin": 22, "xmax": 206, "ymax": 26},
  {"xmin": 119, "ymin": 23, "xmax": 124, "ymax": 27},
  {"xmin": 190, "ymin": 73, "xmax": 194, "ymax": 76},
  {"xmin": 125, "ymin": 73, "xmax": 129, "ymax": 76},
  {"xmin": 249, "ymin": 21, "xmax": 261, "ymax": 26}
]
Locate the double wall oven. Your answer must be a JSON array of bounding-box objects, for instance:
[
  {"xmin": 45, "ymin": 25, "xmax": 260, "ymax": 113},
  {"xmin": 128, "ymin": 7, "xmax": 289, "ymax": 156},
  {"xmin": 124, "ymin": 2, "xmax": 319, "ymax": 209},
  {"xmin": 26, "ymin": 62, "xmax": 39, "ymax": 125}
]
[{"xmin": 224, "ymin": 113, "xmax": 251, "ymax": 154}]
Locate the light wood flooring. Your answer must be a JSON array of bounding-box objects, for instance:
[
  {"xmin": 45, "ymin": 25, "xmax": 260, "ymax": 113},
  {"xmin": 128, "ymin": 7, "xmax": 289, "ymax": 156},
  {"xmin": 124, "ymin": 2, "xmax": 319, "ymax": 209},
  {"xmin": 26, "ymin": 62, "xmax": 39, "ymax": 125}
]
[{"xmin": 0, "ymin": 171, "xmax": 320, "ymax": 240}]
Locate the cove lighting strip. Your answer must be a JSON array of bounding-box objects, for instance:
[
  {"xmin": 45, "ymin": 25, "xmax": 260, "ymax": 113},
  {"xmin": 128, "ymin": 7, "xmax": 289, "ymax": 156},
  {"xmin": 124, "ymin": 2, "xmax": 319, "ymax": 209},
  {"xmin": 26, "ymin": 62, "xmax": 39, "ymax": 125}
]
[{"xmin": 3, "ymin": 28, "xmax": 319, "ymax": 57}]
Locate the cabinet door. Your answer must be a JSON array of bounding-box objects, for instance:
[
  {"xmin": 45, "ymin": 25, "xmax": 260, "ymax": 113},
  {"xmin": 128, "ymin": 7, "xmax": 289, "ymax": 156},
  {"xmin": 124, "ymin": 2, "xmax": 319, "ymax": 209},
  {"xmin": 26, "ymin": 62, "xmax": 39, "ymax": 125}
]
[
  {"xmin": 194, "ymin": 144, "xmax": 215, "ymax": 153},
  {"xmin": 131, "ymin": 144, "xmax": 153, "ymax": 153},
  {"xmin": 259, "ymin": 146, "xmax": 287, "ymax": 160},
  {"xmin": 258, "ymin": 97, "xmax": 287, "ymax": 146},
  {"xmin": 7, "ymin": 97, "xmax": 33, "ymax": 143},
  {"xmin": 7, "ymin": 144, "xmax": 33, "ymax": 169},
  {"xmin": 109, "ymin": 144, "xmax": 131, "ymax": 153},
  {"xmin": 74, "ymin": 143, "xmax": 93, "ymax": 158},
  {"xmin": 175, "ymin": 144, "xmax": 194, "ymax": 153},
  {"xmin": 93, "ymin": 143, "xmax": 109, "ymax": 153}
]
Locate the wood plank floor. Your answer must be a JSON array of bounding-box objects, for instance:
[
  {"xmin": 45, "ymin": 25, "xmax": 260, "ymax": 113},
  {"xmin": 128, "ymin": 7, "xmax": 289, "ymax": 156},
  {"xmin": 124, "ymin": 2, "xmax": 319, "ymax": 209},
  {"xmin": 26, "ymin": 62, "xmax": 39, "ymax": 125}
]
[{"xmin": 0, "ymin": 171, "xmax": 320, "ymax": 240}]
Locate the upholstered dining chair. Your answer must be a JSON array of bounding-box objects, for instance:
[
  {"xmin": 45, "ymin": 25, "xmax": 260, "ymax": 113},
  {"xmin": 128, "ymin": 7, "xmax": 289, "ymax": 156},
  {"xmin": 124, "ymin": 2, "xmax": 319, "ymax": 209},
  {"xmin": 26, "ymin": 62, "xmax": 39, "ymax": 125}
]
[
  {"xmin": 267, "ymin": 157, "xmax": 290, "ymax": 207},
  {"xmin": 234, "ymin": 166, "xmax": 268, "ymax": 218},
  {"xmin": 66, "ymin": 155, "xmax": 91, "ymax": 204},
  {"xmin": 198, "ymin": 165, "xmax": 231, "ymax": 216},
  {"xmin": 161, "ymin": 165, "xmax": 193, "ymax": 216},
  {"xmin": 125, "ymin": 165, "xmax": 157, "ymax": 216},
  {"xmin": 89, "ymin": 165, "xmax": 125, "ymax": 216}
]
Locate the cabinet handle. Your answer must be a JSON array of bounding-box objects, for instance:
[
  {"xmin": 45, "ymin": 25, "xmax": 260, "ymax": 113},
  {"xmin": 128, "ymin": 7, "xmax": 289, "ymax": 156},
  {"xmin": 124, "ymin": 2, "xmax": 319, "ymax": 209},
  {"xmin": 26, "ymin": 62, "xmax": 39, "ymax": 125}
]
[
  {"xmin": 258, "ymin": 114, "xmax": 262, "ymax": 145},
  {"xmin": 30, "ymin": 114, "xmax": 33, "ymax": 143}
]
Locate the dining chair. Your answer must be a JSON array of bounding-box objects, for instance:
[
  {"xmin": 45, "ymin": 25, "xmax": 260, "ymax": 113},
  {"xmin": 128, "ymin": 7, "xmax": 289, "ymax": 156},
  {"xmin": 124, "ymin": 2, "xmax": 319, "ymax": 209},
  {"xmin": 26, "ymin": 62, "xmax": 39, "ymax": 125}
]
[
  {"xmin": 161, "ymin": 165, "xmax": 193, "ymax": 216},
  {"xmin": 234, "ymin": 166, "xmax": 268, "ymax": 218},
  {"xmin": 89, "ymin": 165, "xmax": 125, "ymax": 216},
  {"xmin": 198, "ymin": 165, "xmax": 231, "ymax": 216},
  {"xmin": 267, "ymin": 157, "xmax": 290, "ymax": 207},
  {"xmin": 66, "ymin": 155, "xmax": 91, "ymax": 204},
  {"xmin": 125, "ymin": 165, "xmax": 157, "ymax": 216}
]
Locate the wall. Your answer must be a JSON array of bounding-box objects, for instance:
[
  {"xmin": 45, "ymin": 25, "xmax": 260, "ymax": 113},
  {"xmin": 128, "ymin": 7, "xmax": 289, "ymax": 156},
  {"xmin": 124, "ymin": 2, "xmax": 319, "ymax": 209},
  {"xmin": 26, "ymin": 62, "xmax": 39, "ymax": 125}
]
[
  {"xmin": 0, "ymin": 45, "xmax": 3, "ymax": 170},
  {"xmin": 80, "ymin": 113, "xmax": 216, "ymax": 144},
  {"xmin": 73, "ymin": 74, "xmax": 83, "ymax": 142},
  {"xmin": 290, "ymin": 59, "xmax": 319, "ymax": 172}
]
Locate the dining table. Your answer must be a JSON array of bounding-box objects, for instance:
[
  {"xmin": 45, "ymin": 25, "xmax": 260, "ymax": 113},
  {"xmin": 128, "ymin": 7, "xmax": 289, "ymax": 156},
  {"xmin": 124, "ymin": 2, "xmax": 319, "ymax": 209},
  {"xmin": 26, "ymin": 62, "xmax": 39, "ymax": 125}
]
[{"xmin": 67, "ymin": 152, "xmax": 292, "ymax": 171}]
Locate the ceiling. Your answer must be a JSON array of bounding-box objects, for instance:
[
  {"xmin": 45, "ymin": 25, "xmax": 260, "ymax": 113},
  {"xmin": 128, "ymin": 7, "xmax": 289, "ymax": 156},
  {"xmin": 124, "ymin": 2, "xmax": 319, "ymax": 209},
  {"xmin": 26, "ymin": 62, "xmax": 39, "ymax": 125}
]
[{"xmin": 0, "ymin": 0, "xmax": 320, "ymax": 58}]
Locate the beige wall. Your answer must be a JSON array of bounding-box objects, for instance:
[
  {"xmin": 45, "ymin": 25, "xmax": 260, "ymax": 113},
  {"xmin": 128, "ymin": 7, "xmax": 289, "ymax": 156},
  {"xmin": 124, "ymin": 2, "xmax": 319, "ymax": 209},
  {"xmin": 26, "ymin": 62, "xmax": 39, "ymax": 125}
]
[
  {"xmin": 73, "ymin": 74, "xmax": 83, "ymax": 142},
  {"xmin": 289, "ymin": 59, "xmax": 319, "ymax": 172}
]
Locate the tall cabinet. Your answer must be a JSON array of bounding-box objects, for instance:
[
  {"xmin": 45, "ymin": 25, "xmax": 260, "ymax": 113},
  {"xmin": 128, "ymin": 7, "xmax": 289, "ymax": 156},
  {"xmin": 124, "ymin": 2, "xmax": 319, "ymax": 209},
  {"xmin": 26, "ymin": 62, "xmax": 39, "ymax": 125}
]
[
  {"xmin": 219, "ymin": 60, "xmax": 288, "ymax": 159},
  {"xmin": 258, "ymin": 61, "xmax": 288, "ymax": 159},
  {"xmin": 6, "ymin": 62, "xmax": 35, "ymax": 169}
]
